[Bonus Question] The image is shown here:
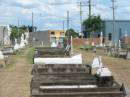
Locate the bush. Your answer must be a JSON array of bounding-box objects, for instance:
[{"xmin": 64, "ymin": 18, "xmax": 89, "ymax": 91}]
[{"xmin": 80, "ymin": 45, "xmax": 93, "ymax": 50}]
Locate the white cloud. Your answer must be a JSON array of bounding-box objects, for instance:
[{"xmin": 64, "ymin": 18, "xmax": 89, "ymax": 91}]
[
  {"xmin": 0, "ymin": 0, "xmax": 130, "ymax": 30},
  {"xmin": 22, "ymin": 8, "xmax": 30, "ymax": 14},
  {"xmin": 16, "ymin": 0, "xmax": 33, "ymax": 5},
  {"xmin": 125, "ymin": 6, "xmax": 130, "ymax": 12}
]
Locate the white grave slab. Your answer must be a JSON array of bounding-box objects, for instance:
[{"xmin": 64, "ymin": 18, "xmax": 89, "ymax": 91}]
[
  {"xmin": 34, "ymin": 54, "xmax": 82, "ymax": 64},
  {"xmin": 40, "ymin": 85, "xmax": 97, "ymax": 89}
]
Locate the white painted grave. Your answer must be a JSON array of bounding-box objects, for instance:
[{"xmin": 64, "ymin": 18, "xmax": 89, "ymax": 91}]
[
  {"xmin": 96, "ymin": 67, "xmax": 112, "ymax": 77},
  {"xmin": 40, "ymin": 85, "xmax": 97, "ymax": 89},
  {"xmin": 91, "ymin": 56, "xmax": 112, "ymax": 77},
  {"xmin": 34, "ymin": 54, "xmax": 82, "ymax": 65}
]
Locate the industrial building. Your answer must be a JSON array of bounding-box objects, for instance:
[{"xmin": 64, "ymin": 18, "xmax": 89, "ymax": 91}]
[
  {"xmin": 102, "ymin": 20, "xmax": 130, "ymax": 43},
  {"xmin": 83, "ymin": 20, "xmax": 130, "ymax": 43},
  {"xmin": 29, "ymin": 30, "xmax": 65, "ymax": 46}
]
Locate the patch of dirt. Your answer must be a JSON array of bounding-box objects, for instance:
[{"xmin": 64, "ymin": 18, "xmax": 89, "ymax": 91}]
[
  {"xmin": 0, "ymin": 49, "xmax": 32, "ymax": 97},
  {"xmin": 0, "ymin": 47, "xmax": 130, "ymax": 97}
]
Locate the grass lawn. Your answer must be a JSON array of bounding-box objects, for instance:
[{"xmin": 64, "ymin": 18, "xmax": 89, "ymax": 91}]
[{"xmin": 4, "ymin": 47, "xmax": 34, "ymax": 69}]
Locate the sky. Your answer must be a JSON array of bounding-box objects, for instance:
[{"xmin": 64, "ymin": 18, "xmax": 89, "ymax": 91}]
[{"xmin": 0, "ymin": 0, "xmax": 130, "ymax": 31}]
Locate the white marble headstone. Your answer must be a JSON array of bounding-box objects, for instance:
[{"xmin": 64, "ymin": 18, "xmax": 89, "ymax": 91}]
[
  {"xmin": 0, "ymin": 51, "xmax": 4, "ymax": 59},
  {"xmin": 91, "ymin": 57, "xmax": 103, "ymax": 68}
]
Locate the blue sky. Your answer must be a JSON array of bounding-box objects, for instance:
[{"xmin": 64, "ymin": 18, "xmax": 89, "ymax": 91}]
[{"xmin": 0, "ymin": 0, "xmax": 130, "ymax": 31}]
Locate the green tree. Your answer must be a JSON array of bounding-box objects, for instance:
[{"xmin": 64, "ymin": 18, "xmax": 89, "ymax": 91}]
[
  {"xmin": 10, "ymin": 26, "xmax": 24, "ymax": 44},
  {"xmin": 83, "ymin": 15, "xmax": 102, "ymax": 38},
  {"xmin": 65, "ymin": 28, "xmax": 79, "ymax": 38}
]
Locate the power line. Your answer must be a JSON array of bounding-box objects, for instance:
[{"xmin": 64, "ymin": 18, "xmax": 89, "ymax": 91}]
[{"xmin": 44, "ymin": 1, "xmax": 73, "ymax": 5}]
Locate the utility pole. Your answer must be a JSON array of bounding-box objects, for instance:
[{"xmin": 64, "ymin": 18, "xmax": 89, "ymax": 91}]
[
  {"xmin": 88, "ymin": 0, "xmax": 91, "ymax": 18},
  {"xmin": 77, "ymin": 1, "xmax": 95, "ymax": 38},
  {"xmin": 18, "ymin": 20, "xmax": 20, "ymax": 42},
  {"xmin": 78, "ymin": 0, "xmax": 95, "ymax": 20},
  {"xmin": 32, "ymin": 12, "xmax": 34, "ymax": 32},
  {"xmin": 67, "ymin": 11, "xmax": 70, "ymax": 39},
  {"xmin": 87, "ymin": 0, "xmax": 95, "ymax": 28},
  {"xmin": 78, "ymin": 2, "xmax": 91, "ymax": 38},
  {"xmin": 78, "ymin": 2, "xmax": 84, "ymax": 39},
  {"xmin": 63, "ymin": 21, "xmax": 65, "ymax": 33},
  {"xmin": 111, "ymin": 0, "xmax": 117, "ymax": 43}
]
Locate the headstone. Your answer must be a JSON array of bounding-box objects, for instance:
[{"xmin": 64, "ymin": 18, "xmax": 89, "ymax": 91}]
[
  {"xmin": 51, "ymin": 42, "xmax": 57, "ymax": 47},
  {"xmin": 100, "ymin": 32, "xmax": 103, "ymax": 47},
  {"xmin": 20, "ymin": 34, "xmax": 25, "ymax": 48},
  {"xmin": 14, "ymin": 43, "xmax": 20, "ymax": 50},
  {"xmin": 14, "ymin": 38, "xmax": 20, "ymax": 50},
  {"xmin": 127, "ymin": 51, "xmax": 130, "ymax": 59},
  {"xmin": 20, "ymin": 42, "xmax": 25, "ymax": 49},
  {"xmin": 125, "ymin": 31, "xmax": 128, "ymax": 37},
  {"xmin": 91, "ymin": 57, "xmax": 103, "ymax": 69},
  {"xmin": 118, "ymin": 40, "xmax": 121, "ymax": 50},
  {"xmin": 41, "ymin": 41, "xmax": 44, "ymax": 46},
  {"xmin": 0, "ymin": 51, "xmax": 4, "ymax": 59},
  {"xmin": 92, "ymin": 42, "xmax": 95, "ymax": 46}
]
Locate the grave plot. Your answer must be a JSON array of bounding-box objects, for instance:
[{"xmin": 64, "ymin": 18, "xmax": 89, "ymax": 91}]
[
  {"xmin": 34, "ymin": 47, "xmax": 70, "ymax": 58},
  {"xmin": 31, "ymin": 64, "xmax": 91, "ymax": 75},
  {"xmin": 30, "ymin": 47, "xmax": 127, "ymax": 97},
  {"xmin": 1, "ymin": 47, "xmax": 14, "ymax": 55},
  {"xmin": 105, "ymin": 46, "xmax": 130, "ymax": 59},
  {"xmin": 33, "ymin": 47, "xmax": 82, "ymax": 65},
  {"xmin": 31, "ymin": 64, "xmax": 126, "ymax": 97}
]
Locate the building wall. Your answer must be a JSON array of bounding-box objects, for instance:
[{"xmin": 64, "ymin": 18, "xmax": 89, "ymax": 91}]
[
  {"xmin": 48, "ymin": 30, "xmax": 64, "ymax": 37},
  {"xmin": 29, "ymin": 31, "xmax": 50, "ymax": 46},
  {"xmin": 103, "ymin": 20, "xmax": 130, "ymax": 43},
  {"xmin": 48, "ymin": 30, "xmax": 65, "ymax": 44},
  {"xmin": 29, "ymin": 30, "xmax": 65, "ymax": 46}
]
